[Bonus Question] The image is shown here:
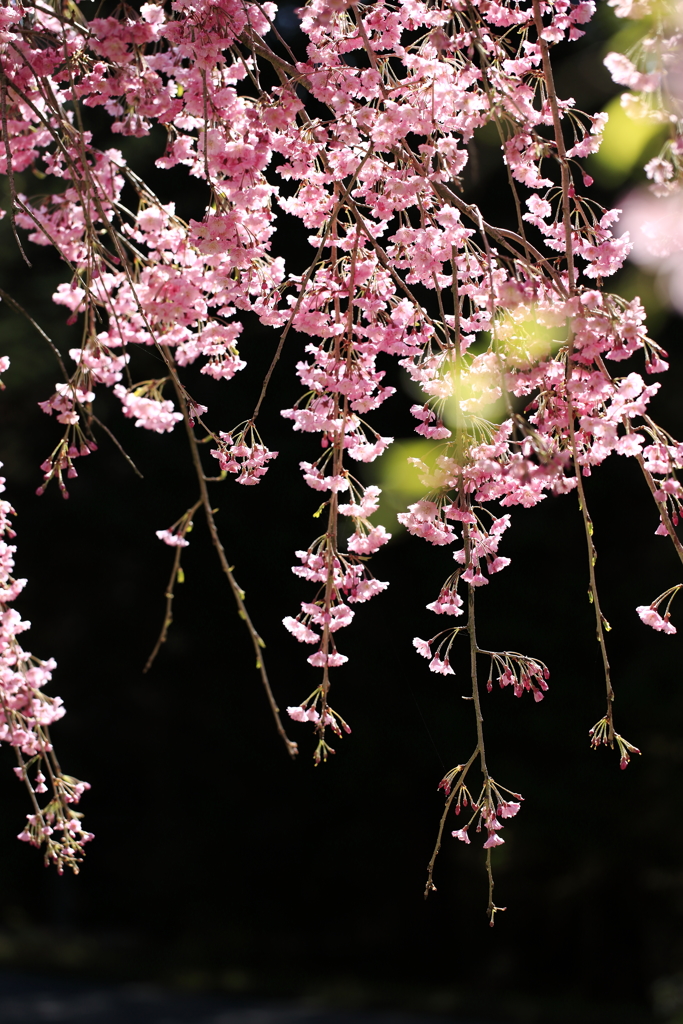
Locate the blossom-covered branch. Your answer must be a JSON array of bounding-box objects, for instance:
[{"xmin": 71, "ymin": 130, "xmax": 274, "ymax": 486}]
[{"xmin": 0, "ymin": 0, "xmax": 680, "ymax": 908}]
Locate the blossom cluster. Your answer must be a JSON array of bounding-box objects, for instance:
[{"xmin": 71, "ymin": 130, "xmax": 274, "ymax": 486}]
[
  {"xmin": 604, "ymin": 0, "xmax": 683, "ymax": 196},
  {"xmin": 0, "ymin": 417, "xmax": 90, "ymax": 871},
  {"xmin": 440, "ymin": 769, "xmax": 523, "ymax": 850},
  {"xmin": 210, "ymin": 423, "xmax": 279, "ymax": 485},
  {"xmin": 0, "ymin": 0, "xmax": 680, "ymax": 900},
  {"xmin": 603, "ymin": 1, "xmax": 683, "ymax": 314}
]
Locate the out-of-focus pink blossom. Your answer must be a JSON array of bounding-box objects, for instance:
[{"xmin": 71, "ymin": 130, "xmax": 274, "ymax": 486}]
[{"xmin": 156, "ymin": 529, "xmax": 190, "ymax": 548}]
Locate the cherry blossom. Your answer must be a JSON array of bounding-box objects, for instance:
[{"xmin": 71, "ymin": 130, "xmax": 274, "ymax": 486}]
[
  {"xmin": 0, "ymin": 0, "xmax": 678, "ymax": 912},
  {"xmin": 156, "ymin": 530, "xmax": 190, "ymax": 548},
  {"xmin": 113, "ymin": 385, "xmax": 183, "ymax": 434},
  {"xmin": 0, "ymin": 406, "xmax": 90, "ymax": 871},
  {"xmin": 636, "ymin": 606, "xmax": 676, "ymax": 633},
  {"xmin": 636, "ymin": 585, "xmax": 682, "ymax": 635}
]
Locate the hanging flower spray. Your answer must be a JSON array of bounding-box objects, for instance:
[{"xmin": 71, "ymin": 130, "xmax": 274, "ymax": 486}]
[{"xmin": 0, "ymin": 0, "xmax": 680, "ymax": 915}]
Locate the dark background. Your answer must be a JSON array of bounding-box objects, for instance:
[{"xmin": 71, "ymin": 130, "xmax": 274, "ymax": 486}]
[{"xmin": 0, "ymin": 4, "xmax": 681, "ymax": 1023}]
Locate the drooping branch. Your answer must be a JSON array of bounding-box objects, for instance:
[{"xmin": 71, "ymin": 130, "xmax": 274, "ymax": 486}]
[{"xmin": 169, "ymin": 366, "xmax": 298, "ymax": 759}]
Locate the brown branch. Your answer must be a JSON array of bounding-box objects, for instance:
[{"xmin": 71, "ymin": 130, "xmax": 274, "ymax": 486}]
[
  {"xmin": 635, "ymin": 448, "xmax": 683, "ymax": 567},
  {"xmin": 252, "ymin": 146, "xmax": 373, "ymax": 421},
  {"xmin": 565, "ymin": 383, "xmax": 615, "ymax": 741},
  {"xmin": 430, "ymin": 181, "xmax": 568, "ymax": 295},
  {"xmin": 424, "ymin": 749, "xmax": 478, "ymax": 898},
  {"xmin": 168, "ymin": 360, "xmax": 298, "ymax": 758},
  {"xmin": 531, "ymin": 0, "xmax": 575, "ymax": 292},
  {"xmin": 0, "ymin": 286, "xmax": 68, "ymax": 379},
  {"xmin": 0, "ymin": 74, "xmax": 32, "ymax": 267},
  {"xmin": 464, "ymin": 521, "xmax": 499, "ymax": 925},
  {"xmin": 143, "ymin": 499, "xmax": 202, "ymax": 673},
  {"xmin": 87, "ymin": 413, "xmax": 144, "ymax": 479}
]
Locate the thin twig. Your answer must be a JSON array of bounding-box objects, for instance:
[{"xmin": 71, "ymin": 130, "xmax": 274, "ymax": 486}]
[
  {"xmin": 144, "ymin": 498, "xmax": 202, "ymax": 673},
  {"xmin": 532, "ymin": 0, "xmax": 575, "ymax": 291},
  {"xmin": 565, "ymin": 385, "xmax": 615, "ymax": 740},
  {"xmin": 251, "ymin": 146, "xmax": 373, "ymax": 422},
  {"xmin": 0, "ymin": 74, "xmax": 32, "ymax": 267},
  {"xmin": 424, "ymin": 749, "xmax": 478, "ymax": 897},
  {"xmin": 168, "ymin": 359, "xmax": 298, "ymax": 758},
  {"xmin": 87, "ymin": 413, "xmax": 144, "ymax": 479},
  {"xmin": 464, "ymin": 521, "xmax": 498, "ymax": 925},
  {"xmin": 0, "ymin": 286, "xmax": 68, "ymax": 378}
]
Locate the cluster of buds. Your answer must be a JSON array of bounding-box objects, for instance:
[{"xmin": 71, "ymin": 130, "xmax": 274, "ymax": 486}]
[
  {"xmin": 453, "ymin": 514, "xmax": 512, "ymax": 586},
  {"xmin": 36, "ymin": 435, "xmax": 98, "ymax": 499},
  {"xmin": 640, "ymin": 434, "xmax": 683, "ymax": 534},
  {"xmin": 426, "ymin": 574, "xmax": 464, "ymax": 617},
  {"xmin": 287, "ymin": 686, "xmax": 351, "ymax": 764},
  {"xmin": 444, "ymin": 773, "xmax": 523, "ymax": 850},
  {"xmin": 68, "ymin": 344, "xmax": 129, "ymax": 388},
  {"xmin": 589, "ymin": 717, "xmax": 642, "ymax": 770},
  {"xmin": 155, "ymin": 501, "xmax": 202, "ymax": 552},
  {"xmin": 16, "ymin": 770, "xmax": 93, "ymax": 874},
  {"xmin": 210, "ymin": 422, "xmax": 278, "ymax": 485},
  {"xmin": 484, "ymin": 651, "xmax": 550, "ymax": 701},
  {"xmin": 292, "ymin": 543, "xmax": 388, "ymax": 606},
  {"xmin": 283, "ymin": 595, "xmax": 353, "ymax": 668},
  {"xmin": 398, "ymin": 498, "xmax": 457, "ymax": 547}
]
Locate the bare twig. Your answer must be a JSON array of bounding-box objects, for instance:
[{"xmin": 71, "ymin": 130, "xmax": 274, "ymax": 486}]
[
  {"xmin": 87, "ymin": 413, "xmax": 144, "ymax": 479},
  {"xmin": 144, "ymin": 499, "xmax": 202, "ymax": 673},
  {"xmin": 168, "ymin": 359, "xmax": 298, "ymax": 758},
  {"xmin": 0, "ymin": 286, "xmax": 68, "ymax": 378},
  {"xmin": 424, "ymin": 749, "xmax": 478, "ymax": 897}
]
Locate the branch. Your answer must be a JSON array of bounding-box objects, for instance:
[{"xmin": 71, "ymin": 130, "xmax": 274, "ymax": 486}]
[
  {"xmin": 168, "ymin": 359, "xmax": 298, "ymax": 759},
  {"xmin": 143, "ymin": 498, "xmax": 202, "ymax": 673}
]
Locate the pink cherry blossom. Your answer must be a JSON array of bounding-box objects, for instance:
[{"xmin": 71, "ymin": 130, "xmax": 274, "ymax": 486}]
[
  {"xmin": 347, "ymin": 525, "xmax": 392, "ymax": 555},
  {"xmin": 3, "ymin": 0, "xmax": 681, "ymax": 906},
  {"xmin": 483, "ymin": 833, "xmax": 505, "ymax": 849},
  {"xmin": 429, "ymin": 654, "xmax": 455, "ymax": 676},
  {"xmin": 413, "ymin": 638, "xmax": 432, "ymax": 658},
  {"xmin": 283, "ymin": 617, "xmax": 320, "ymax": 645},
  {"xmin": 113, "ymin": 385, "xmax": 182, "ymax": 434},
  {"xmin": 156, "ymin": 529, "xmax": 190, "ymax": 548},
  {"xmin": 604, "ymin": 51, "xmax": 660, "ymax": 92},
  {"xmin": 636, "ymin": 605, "xmax": 677, "ymax": 634},
  {"xmin": 0, "ymin": 431, "xmax": 90, "ymax": 870},
  {"xmin": 426, "ymin": 589, "xmax": 464, "ymax": 616}
]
